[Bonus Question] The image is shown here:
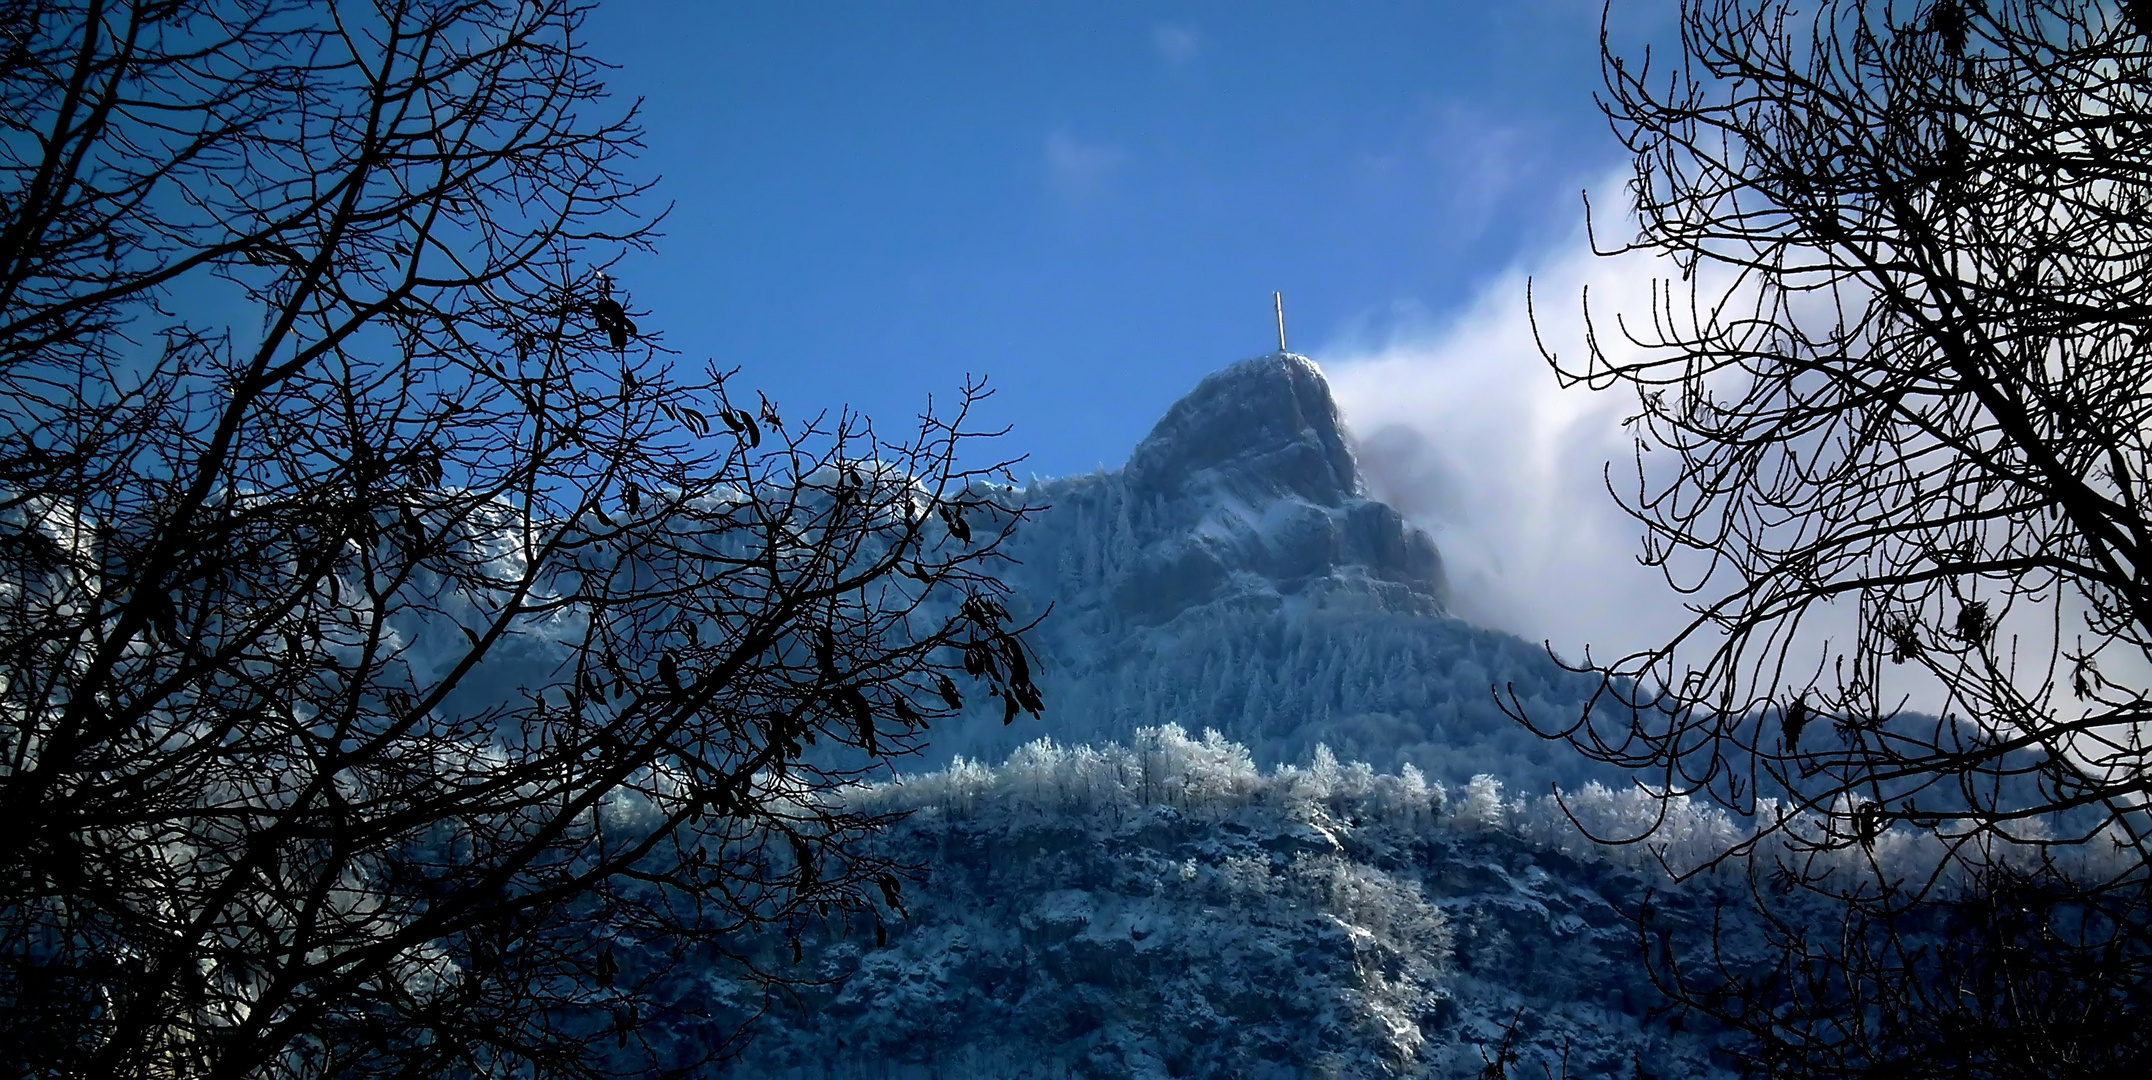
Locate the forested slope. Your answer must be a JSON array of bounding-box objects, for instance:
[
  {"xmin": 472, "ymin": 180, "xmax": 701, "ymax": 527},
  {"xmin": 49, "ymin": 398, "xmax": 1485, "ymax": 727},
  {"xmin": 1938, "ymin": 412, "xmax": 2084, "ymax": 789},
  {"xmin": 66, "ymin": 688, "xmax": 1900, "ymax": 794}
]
[{"xmin": 659, "ymin": 728, "xmax": 1740, "ymax": 1079}]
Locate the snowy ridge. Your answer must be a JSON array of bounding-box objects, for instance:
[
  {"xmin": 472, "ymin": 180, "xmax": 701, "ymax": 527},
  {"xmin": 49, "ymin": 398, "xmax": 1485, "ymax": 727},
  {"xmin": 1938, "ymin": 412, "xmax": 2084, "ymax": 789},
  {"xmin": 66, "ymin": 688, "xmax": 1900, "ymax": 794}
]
[
  {"xmin": 639, "ymin": 728, "xmax": 2115, "ymax": 1077},
  {"xmin": 687, "ymin": 727, "xmax": 1739, "ymax": 1079}
]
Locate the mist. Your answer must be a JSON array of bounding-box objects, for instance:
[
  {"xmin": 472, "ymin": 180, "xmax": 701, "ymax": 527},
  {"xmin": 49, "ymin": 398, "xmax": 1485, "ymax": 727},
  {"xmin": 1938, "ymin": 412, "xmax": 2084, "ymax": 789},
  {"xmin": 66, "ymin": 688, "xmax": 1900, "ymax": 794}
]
[
  {"xmin": 1324, "ymin": 220, "xmax": 2122, "ymax": 723},
  {"xmin": 1324, "ymin": 226, "xmax": 1692, "ymax": 669}
]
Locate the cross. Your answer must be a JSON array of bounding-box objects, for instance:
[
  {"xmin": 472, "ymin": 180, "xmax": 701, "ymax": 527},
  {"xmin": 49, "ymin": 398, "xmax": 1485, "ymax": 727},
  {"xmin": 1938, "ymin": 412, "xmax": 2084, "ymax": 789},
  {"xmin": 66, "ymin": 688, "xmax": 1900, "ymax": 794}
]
[{"xmin": 1273, "ymin": 291, "xmax": 1287, "ymax": 354}]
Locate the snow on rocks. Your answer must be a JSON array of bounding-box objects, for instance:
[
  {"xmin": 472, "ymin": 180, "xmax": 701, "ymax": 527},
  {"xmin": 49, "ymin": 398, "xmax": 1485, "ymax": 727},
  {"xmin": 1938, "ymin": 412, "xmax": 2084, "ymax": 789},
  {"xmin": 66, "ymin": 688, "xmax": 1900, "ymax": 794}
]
[{"xmin": 681, "ymin": 729, "xmax": 1736, "ymax": 1079}]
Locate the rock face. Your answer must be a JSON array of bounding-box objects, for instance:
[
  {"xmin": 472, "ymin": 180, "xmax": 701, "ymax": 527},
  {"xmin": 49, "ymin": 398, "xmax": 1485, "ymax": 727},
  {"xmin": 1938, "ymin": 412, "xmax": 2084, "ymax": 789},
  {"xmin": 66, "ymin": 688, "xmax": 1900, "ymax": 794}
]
[
  {"xmin": 1125, "ymin": 353, "xmax": 1362, "ymax": 508},
  {"xmin": 931, "ymin": 355, "xmax": 1615, "ymax": 795},
  {"xmin": 1109, "ymin": 353, "xmax": 1445, "ymax": 624}
]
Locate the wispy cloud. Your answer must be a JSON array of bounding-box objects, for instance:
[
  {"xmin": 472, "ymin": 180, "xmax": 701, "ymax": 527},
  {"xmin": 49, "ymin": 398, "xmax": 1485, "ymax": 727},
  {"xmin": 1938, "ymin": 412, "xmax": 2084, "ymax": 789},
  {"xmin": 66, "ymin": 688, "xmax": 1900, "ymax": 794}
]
[
  {"xmin": 1151, "ymin": 22, "xmax": 1202, "ymax": 68},
  {"xmin": 1320, "ymin": 194, "xmax": 1699, "ymax": 665},
  {"xmin": 1418, "ymin": 101, "xmax": 1531, "ymax": 220},
  {"xmin": 1043, "ymin": 130, "xmax": 1128, "ymax": 202},
  {"xmin": 1352, "ymin": 98, "xmax": 1555, "ymax": 250},
  {"xmin": 1322, "ymin": 189, "xmax": 1972, "ymax": 715}
]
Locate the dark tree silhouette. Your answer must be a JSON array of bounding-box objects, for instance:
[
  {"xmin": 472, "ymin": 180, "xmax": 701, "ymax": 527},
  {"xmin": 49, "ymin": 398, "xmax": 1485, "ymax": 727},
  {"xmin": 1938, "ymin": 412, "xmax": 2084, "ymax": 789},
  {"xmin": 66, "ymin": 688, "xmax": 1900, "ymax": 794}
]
[
  {"xmin": 1517, "ymin": 1, "xmax": 2152, "ymax": 1074},
  {"xmin": 0, "ymin": 2, "xmax": 1040, "ymax": 1077}
]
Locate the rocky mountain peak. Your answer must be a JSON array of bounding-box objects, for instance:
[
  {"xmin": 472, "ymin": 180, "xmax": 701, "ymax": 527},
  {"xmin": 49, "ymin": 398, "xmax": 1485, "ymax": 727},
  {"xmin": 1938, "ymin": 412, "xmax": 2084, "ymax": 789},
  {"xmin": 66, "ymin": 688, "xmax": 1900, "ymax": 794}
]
[
  {"xmin": 977, "ymin": 350, "xmax": 1443, "ymax": 652},
  {"xmin": 1125, "ymin": 352, "xmax": 1360, "ymax": 506}
]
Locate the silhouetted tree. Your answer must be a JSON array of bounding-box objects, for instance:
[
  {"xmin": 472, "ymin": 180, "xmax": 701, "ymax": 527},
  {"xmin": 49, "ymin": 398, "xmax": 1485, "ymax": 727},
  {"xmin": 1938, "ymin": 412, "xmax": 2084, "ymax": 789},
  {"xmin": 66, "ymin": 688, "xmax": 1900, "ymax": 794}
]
[
  {"xmin": 0, "ymin": 2, "xmax": 1040, "ymax": 1077},
  {"xmin": 1519, "ymin": 1, "xmax": 2152, "ymax": 1074}
]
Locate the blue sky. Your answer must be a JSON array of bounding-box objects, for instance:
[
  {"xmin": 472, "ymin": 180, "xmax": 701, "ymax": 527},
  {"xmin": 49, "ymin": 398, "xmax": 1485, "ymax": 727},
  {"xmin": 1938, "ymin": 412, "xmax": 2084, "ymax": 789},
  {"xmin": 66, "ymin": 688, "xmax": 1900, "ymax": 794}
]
[{"xmin": 583, "ymin": 1, "xmax": 1670, "ymax": 480}]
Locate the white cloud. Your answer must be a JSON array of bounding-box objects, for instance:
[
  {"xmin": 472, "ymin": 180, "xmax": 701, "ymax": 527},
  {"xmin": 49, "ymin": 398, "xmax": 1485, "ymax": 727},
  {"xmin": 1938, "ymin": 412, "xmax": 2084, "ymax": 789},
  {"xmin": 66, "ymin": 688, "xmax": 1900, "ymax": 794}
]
[
  {"xmin": 1321, "ymin": 205, "xmax": 1708, "ymax": 667},
  {"xmin": 1043, "ymin": 130, "xmax": 1128, "ymax": 201},
  {"xmin": 1151, "ymin": 23, "xmax": 1202, "ymax": 68},
  {"xmin": 1320, "ymin": 201, "xmax": 2017, "ymax": 719}
]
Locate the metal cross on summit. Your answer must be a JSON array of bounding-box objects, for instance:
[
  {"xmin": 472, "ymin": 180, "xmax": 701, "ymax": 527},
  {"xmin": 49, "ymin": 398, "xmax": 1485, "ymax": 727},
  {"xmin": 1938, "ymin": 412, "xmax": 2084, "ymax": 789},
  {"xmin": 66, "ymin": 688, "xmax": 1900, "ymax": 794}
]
[{"xmin": 1273, "ymin": 291, "xmax": 1287, "ymax": 354}]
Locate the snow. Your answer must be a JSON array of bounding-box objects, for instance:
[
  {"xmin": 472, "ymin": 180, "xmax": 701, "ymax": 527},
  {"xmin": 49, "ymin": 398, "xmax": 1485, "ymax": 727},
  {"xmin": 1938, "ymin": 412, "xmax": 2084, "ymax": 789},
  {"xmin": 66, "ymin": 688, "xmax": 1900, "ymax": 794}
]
[{"xmin": 657, "ymin": 728, "xmax": 1739, "ymax": 1079}]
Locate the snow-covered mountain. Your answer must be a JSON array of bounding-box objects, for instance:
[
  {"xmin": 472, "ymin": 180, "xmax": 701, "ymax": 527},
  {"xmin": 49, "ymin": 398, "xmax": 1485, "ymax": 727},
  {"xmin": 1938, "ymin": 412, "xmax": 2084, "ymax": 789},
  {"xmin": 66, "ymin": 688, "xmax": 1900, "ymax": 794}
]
[
  {"xmin": 629, "ymin": 355, "xmax": 1747, "ymax": 1078},
  {"xmin": 931, "ymin": 352, "xmax": 1623, "ymax": 796}
]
